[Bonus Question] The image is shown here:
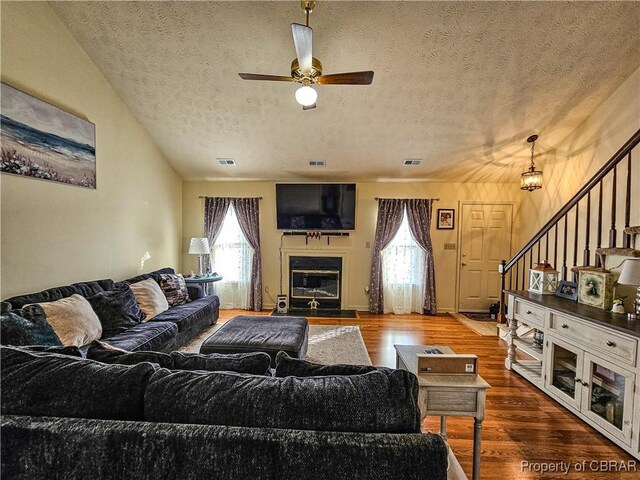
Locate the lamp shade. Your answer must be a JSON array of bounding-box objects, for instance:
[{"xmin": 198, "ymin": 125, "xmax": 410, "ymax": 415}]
[
  {"xmin": 618, "ymin": 259, "xmax": 640, "ymax": 286},
  {"xmin": 188, "ymin": 237, "xmax": 210, "ymax": 255}
]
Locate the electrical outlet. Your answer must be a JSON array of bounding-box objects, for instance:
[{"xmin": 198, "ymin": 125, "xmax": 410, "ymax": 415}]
[
  {"xmin": 365, "ymin": 241, "xmax": 371, "ymax": 249},
  {"xmin": 265, "ymin": 286, "xmax": 270, "ymax": 293}
]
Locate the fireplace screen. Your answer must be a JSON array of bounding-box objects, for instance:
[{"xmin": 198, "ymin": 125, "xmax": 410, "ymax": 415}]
[{"xmin": 291, "ymin": 270, "xmax": 340, "ymax": 299}]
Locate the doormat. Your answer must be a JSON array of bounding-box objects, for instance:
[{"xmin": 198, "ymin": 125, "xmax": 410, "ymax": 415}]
[
  {"xmin": 458, "ymin": 312, "xmax": 496, "ymax": 322},
  {"xmin": 271, "ymin": 308, "xmax": 359, "ymax": 319},
  {"xmin": 451, "ymin": 313, "xmax": 497, "ymax": 337}
]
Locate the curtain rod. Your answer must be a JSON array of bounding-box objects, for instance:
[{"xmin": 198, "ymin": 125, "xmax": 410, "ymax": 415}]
[
  {"xmin": 374, "ymin": 197, "xmax": 440, "ymax": 201},
  {"xmin": 198, "ymin": 196, "xmax": 263, "ymax": 199}
]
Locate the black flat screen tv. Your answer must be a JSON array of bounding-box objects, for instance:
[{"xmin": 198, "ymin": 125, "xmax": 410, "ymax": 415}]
[{"xmin": 276, "ymin": 183, "xmax": 356, "ymax": 231}]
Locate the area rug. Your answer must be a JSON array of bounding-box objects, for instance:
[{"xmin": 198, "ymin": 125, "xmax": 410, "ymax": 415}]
[
  {"xmin": 450, "ymin": 312, "xmax": 497, "ymax": 337},
  {"xmin": 180, "ymin": 324, "xmax": 372, "ymax": 366}
]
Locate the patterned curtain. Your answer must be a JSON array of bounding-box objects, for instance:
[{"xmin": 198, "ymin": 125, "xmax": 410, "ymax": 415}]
[
  {"xmin": 405, "ymin": 199, "xmax": 437, "ymax": 314},
  {"xmin": 203, "ymin": 197, "xmax": 231, "ymax": 270},
  {"xmin": 368, "ymin": 199, "xmax": 405, "ymax": 313},
  {"xmin": 231, "ymin": 198, "xmax": 262, "ymax": 311}
]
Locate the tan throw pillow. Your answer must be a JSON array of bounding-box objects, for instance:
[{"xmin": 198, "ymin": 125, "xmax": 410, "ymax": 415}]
[
  {"xmin": 130, "ymin": 278, "xmax": 169, "ymax": 321},
  {"xmin": 33, "ymin": 294, "xmax": 103, "ymax": 347}
]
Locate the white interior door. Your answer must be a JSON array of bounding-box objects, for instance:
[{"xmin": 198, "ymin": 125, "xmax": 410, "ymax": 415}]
[{"xmin": 458, "ymin": 203, "xmax": 513, "ymax": 312}]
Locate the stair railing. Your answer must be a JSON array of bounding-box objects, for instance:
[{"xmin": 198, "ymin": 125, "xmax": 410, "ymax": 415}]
[{"xmin": 499, "ymin": 129, "xmax": 640, "ymax": 323}]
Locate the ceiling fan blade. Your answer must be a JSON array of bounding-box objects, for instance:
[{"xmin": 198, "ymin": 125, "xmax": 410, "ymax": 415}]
[
  {"xmin": 316, "ymin": 71, "xmax": 374, "ymax": 85},
  {"xmin": 291, "ymin": 23, "xmax": 313, "ymax": 73},
  {"xmin": 238, "ymin": 73, "xmax": 293, "ymax": 82},
  {"xmin": 302, "ymin": 103, "xmax": 317, "ymax": 111}
]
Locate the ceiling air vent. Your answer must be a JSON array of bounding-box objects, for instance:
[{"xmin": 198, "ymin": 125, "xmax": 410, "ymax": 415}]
[
  {"xmin": 217, "ymin": 158, "xmax": 236, "ymax": 166},
  {"xmin": 309, "ymin": 160, "xmax": 326, "ymax": 167},
  {"xmin": 403, "ymin": 159, "xmax": 422, "ymax": 166}
]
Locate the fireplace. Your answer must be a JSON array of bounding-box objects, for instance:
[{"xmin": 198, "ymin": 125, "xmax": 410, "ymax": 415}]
[{"xmin": 289, "ymin": 256, "xmax": 342, "ymax": 310}]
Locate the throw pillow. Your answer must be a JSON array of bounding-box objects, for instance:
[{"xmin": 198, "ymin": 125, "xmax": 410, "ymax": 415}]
[
  {"xmin": 87, "ymin": 284, "xmax": 146, "ymax": 338},
  {"xmin": 274, "ymin": 351, "xmax": 382, "ymax": 377},
  {"xmin": 86, "ymin": 340, "xmax": 175, "ymax": 369},
  {"xmin": 170, "ymin": 351, "xmax": 272, "ymax": 375},
  {"xmin": 157, "ymin": 273, "xmax": 190, "ymax": 307},
  {"xmin": 28, "ymin": 294, "xmax": 102, "ymax": 347},
  {"xmin": 0, "ymin": 302, "xmax": 62, "ymax": 347},
  {"xmin": 129, "ymin": 278, "xmax": 169, "ymax": 321},
  {"xmin": 1, "ymin": 345, "xmax": 157, "ymax": 420},
  {"xmin": 144, "ymin": 368, "xmax": 421, "ymax": 433}
]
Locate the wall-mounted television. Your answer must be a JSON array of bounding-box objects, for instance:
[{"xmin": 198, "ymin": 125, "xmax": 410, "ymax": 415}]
[{"xmin": 276, "ymin": 183, "xmax": 356, "ymax": 231}]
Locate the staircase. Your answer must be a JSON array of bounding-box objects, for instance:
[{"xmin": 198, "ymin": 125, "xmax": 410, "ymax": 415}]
[{"xmin": 499, "ymin": 129, "xmax": 640, "ymax": 322}]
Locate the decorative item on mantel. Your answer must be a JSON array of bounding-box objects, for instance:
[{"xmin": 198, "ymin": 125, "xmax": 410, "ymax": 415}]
[
  {"xmin": 617, "ymin": 259, "xmax": 640, "ymax": 320},
  {"xmin": 188, "ymin": 237, "xmax": 210, "ymax": 277},
  {"xmin": 520, "ymin": 134, "xmax": 543, "ymax": 191},
  {"xmin": 577, "ymin": 268, "xmax": 614, "ymax": 310},
  {"xmin": 528, "ymin": 260, "xmax": 558, "ymax": 294}
]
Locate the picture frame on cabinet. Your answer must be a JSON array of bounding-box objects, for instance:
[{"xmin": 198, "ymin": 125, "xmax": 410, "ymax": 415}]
[
  {"xmin": 577, "ymin": 270, "xmax": 614, "ymax": 310},
  {"xmin": 555, "ymin": 280, "xmax": 578, "ymax": 301}
]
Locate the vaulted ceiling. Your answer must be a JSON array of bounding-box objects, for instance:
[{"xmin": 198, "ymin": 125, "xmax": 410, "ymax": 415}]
[{"xmin": 50, "ymin": 1, "xmax": 639, "ymax": 183}]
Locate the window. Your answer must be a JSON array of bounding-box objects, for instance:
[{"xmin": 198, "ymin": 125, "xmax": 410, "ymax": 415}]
[
  {"xmin": 210, "ymin": 205, "xmax": 253, "ymax": 309},
  {"xmin": 381, "ymin": 211, "xmax": 426, "ymax": 314}
]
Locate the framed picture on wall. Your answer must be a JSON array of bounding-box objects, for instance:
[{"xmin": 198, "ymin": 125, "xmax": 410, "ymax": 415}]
[
  {"xmin": 0, "ymin": 83, "xmax": 96, "ymax": 189},
  {"xmin": 436, "ymin": 209, "xmax": 455, "ymax": 230}
]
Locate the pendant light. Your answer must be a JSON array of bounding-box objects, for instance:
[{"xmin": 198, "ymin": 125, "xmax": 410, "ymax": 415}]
[{"xmin": 520, "ymin": 134, "xmax": 543, "ymax": 191}]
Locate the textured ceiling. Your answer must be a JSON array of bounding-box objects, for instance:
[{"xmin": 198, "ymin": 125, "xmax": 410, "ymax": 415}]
[{"xmin": 50, "ymin": 1, "xmax": 640, "ymax": 183}]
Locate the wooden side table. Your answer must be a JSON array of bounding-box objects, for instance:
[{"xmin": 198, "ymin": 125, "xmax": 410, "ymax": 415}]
[{"xmin": 395, "ymin": 344, "xmax": 490, "ymax": 480}]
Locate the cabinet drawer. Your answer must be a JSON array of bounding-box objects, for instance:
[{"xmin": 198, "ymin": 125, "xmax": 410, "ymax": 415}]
[
  {"xmin": 548, "ymin": 312, "xmax": 637, "ymax": 367},
  {"xmin": 513, "ymin": 298, "xmax": 545, "ymax": 328}
]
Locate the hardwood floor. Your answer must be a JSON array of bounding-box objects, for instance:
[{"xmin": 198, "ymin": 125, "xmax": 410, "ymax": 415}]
[{"xmin": 217, "ymin": 310, "xmax": 638, "ymax": 479}]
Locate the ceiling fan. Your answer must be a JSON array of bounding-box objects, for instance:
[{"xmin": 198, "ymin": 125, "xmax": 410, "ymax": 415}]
[{"xmin": 238, "ymin": 0, "xmax": 374, "ymax": 110}]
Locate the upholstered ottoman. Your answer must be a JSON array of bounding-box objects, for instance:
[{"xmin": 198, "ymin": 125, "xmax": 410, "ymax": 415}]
[{"xmin": 200, "ymin": 315, "xmax": 309, "ymax": 366}]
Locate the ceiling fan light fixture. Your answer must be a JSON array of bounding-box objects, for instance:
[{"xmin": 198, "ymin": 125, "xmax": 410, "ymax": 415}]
[{"xmin": 295, "ymin": 85, "xmax": 317, "ymax": 106}]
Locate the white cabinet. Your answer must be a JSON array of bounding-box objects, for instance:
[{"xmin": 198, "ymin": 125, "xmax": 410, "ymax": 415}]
[{"xmin": 505, "ymin": 292, "xmax": 639, "ymax": 459}]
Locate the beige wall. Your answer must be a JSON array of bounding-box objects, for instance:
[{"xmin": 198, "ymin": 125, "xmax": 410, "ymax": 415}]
[
  {"xmin": 183, "ymin": 181, "xmax": 521, "ymax": 312},
  {"xmin": 518, "ymin": 67, "xmax": 640, "ymax": 247},
  {"xmin": 1, "ymin": 2, "xmax": 183, "ymax": 298}
]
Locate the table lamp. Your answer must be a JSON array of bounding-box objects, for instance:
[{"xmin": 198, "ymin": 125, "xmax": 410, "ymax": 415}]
[
  {"xmin": 618, "ymin": 259, "xmax": 640, "ymax": 320},
  {"xmin": 188, "ymin": 237, "xmax": 210, "ymax": 277}
]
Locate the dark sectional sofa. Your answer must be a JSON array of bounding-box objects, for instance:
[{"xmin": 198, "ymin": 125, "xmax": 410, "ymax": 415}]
[
  {"xmin": 2, "ymin": 267, "xmax": 220, "ymax": 353},
  {"xmin": 0, "ymin": 346, "xmax": 449, "ymax": 480},
  {"xmin": 0, "ymin": 270, "xmax": 451, "ymax": 479}
]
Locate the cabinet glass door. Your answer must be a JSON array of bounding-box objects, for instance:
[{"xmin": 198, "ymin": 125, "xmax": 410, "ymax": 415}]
[
  {"xmin": 546, "ymin": 339, "xmax": 582, "ymax": 409},
  {"xmin": 582, "ymin": 353, "xmax": 635, "ymax": 444}
]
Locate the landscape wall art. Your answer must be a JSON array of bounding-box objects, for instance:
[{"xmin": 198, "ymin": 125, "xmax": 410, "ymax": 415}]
[{"xmin": 1, "ymin": 83, "xmax": 96, "ymax": 188}]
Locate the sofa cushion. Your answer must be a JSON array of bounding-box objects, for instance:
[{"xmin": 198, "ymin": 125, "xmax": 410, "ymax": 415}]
[
  {"xmin": 100, "ymin": 321, "xmax": 178, "ymax": 352},
  {"xmin": 158, "ymin": 273, "xmax": 190, "ymax": 306},
  {"xmin": 1, "ymin": 345, "xmax": 156, "ymax": 420},
  {"xmin": 150, "ymin": 296, "xmax": 219, "ymax": 332},
  {"xmin": 130, "ymin": 279, "xmax": 169, "ymax": 321},
  {"xmin": 275, "ymin": 351, "xmax": 382, "ymax": 377},
  {"xmin": 87, "ymin": 340, "xmax": 175, "ymax": 368},
  {"xmin": 86, "ymin": 340, "xmax": 270, "ymax": 375},
  {"xmin": 87, "ymin": 284, "xmax": 146, "ymax": 338},
  {"xmin": 0, "ymin": 302, "xmax": 62, "ymax": 347},
  {"xmin": 3, "ymin": 279, "xmax": 115, "ymax": 309},
  {"xmin": 144, "ymin": 368, "xmax": 421, "ymax": 433},
  {"xmin": 32, "ymin": 294, "xmax": 102, "ymax": 347},
  {"xmin": 170, "ymin": 351, "xmax": 272, "ymax": 375},
  {"xmin": 20, "ymin": 345, "xmax": 84, "ymax": 357}
]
